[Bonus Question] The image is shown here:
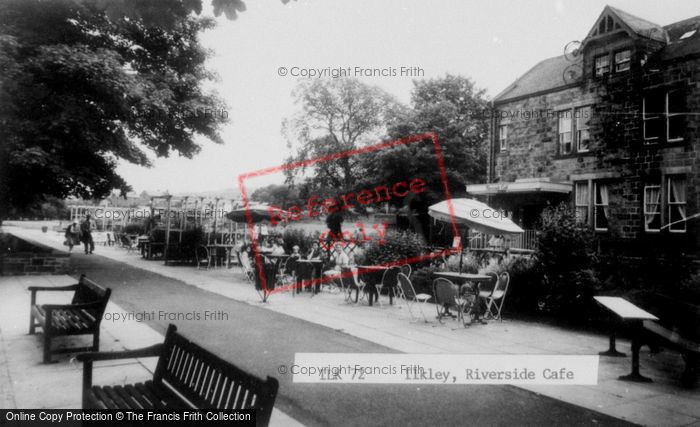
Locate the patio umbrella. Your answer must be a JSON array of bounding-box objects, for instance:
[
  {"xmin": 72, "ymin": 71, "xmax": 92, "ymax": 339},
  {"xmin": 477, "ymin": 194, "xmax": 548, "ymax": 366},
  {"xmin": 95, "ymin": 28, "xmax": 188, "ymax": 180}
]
[
  {"xmin": 225, "ymin": 204, "xmax": 273, "ymax": 223},
  {"xmin": 428, "ymin": 198, "xmax": 524, "ymax": 271}
]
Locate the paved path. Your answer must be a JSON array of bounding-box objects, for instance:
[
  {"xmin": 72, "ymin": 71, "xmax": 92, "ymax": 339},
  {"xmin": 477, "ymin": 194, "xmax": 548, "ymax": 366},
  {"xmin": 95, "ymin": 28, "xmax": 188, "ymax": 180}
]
[{"xmin": 53, "ymin": 245, "xmax": 626, "ymax": 426}]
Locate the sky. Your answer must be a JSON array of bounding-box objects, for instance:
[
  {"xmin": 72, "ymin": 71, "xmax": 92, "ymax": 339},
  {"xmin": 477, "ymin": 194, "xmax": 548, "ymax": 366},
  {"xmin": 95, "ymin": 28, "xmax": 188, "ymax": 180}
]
[{"xmin": 116, "ymin": 0, "xmax": 700, "ymax": 196}]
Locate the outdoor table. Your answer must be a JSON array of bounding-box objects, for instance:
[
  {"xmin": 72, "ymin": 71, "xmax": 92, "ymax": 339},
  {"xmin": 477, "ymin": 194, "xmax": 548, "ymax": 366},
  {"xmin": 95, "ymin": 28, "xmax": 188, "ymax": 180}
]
[
  {"xmin": 433, "ymin": 272, "xmax": 493, "ymax": 323},
  {"xmin": 206, "ymin": 244, "xmax": 236, "ymax": 268},
  {"xmin": 594, "ymin": 296, "xmax": 659, "ymax": 382},
  {"xmin": 356, "ymin": 265, "xmax": 389, "ymax": 306},
  {"xmin": 296, "ymin": 259, "xmax": 324, "ymax": 294}
]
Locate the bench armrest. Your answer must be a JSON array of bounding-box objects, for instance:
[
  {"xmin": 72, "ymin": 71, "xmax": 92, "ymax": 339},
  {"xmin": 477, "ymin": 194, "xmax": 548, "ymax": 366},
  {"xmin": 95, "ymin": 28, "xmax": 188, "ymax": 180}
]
[
  {"xmin": 77, "ymin": 343, "xmax": 164, "ymax": 363},
  {"xmin": 40, "ymin": 301, "xmax": 107, "ymax": 312},
  {"xmin": 28, "ymin": 284, "xmax": 79, "ymax": 292},
  {"xmin": 77, "ymin": 343, "xmax": 164, "ymax": 393}
]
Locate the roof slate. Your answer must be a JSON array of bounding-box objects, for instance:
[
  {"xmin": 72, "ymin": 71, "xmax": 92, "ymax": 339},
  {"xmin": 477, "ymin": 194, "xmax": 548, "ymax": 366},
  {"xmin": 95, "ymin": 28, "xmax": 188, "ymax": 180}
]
[{"xmin": 494, "ymin": 7, "xmax": 700, "ymax": 103}]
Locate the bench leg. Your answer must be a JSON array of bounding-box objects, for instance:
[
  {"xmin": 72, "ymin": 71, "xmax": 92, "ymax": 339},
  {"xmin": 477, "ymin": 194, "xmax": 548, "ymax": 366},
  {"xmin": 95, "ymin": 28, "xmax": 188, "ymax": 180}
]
[
  {"xmin": 681, "ymin": 354, "xmax": 699, "ymax": 388},
  {"xmin": 599, "ymin": 331, "xmax": 626, "ymax": 357},
  {"xmin": 92, "ymin": 332, "xmax": 100, "ymax": 352},
  {"xmin": 43, "ymin": 333, "xmax": 53, "ymax": 364},
  {"xmin": 619, "ymin": 336, "xmax": 652, "ymax": 383},
  {"xmin": 29, "ymin": 314, "xmax": 36, "ymax": 335}
]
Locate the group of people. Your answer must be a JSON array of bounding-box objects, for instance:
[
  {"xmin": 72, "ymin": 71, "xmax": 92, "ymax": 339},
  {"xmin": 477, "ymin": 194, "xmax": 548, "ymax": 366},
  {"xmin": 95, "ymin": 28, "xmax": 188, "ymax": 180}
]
[{"xmin": 63, "ymin": 214, "xmax": 95, "ymax": 254}]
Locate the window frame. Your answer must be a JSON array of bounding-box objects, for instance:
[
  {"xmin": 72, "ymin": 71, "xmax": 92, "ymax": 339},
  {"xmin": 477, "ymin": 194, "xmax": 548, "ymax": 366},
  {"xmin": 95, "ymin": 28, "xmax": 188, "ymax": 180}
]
[
  {"xmin": 498, "ymin": 124, "xmax": 508, "ymax": 151},
  {"xmin": 643, "ymin": 89, "xmax": 686, "ymax": 144},
  {"xmin": 575, "ymin": 106, "xmax": 591, "ymax": 153},
  {"xmin": 643, "ymin": 185, "xmax": 661, "ymax": 232},
  {"xmin": 558, "ymin": 112, "xmax": 573, "ymax": 155},
  {"xmin": 666, "ymin": 89, "xmax": 685, "ymax": 143},
  {"xmin": 594, "ymin": 54, "xmax": 611, "ymax": 77},
  {"xmin": 593, "ymin": 182, "xmax": 609, "ymax": 232},
  {"xmin": 574, "ymin": 181, "xmax": 590, "ymax": 224},
  {"xmin": 667, "ymin": 176, "xmax": 687, "ymax": 233},
  {"xmin": 614, "ymin": 49, "xmax": 631, "ymax": 72}
]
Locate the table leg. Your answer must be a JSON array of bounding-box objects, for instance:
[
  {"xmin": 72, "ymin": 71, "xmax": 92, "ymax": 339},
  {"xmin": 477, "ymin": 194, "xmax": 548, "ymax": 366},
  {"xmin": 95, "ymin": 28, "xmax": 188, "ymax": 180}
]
[
  {"xmin": 619, "ymin": 335, "xmax": 652, "ymax": 382},
  {"xmin": 599, "ymin": 330, "xmax": 626, "ymax": 357}
]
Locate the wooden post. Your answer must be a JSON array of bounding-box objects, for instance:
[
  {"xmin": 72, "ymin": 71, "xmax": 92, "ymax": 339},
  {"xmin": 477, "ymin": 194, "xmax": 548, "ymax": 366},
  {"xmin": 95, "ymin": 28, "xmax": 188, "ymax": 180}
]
[{"xmin": 164, "ymin": 195, "xmax": 172, "ymax": 265}]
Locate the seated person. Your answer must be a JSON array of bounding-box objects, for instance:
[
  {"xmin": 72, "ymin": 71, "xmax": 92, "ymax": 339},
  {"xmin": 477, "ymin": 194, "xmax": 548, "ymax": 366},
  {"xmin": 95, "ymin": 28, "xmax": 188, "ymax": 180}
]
[
  {"xmin": 305, "ymin": 241, "xmax": 322, "ymax": 260},
  {"xmin": 488, "ymin": 234, "xmax": 505, "ymax": 249},
  {"xmin": 290, "ymin": 245, "xmax": 301, "ymax": 259},
  {"xmin": 270, "ymin": 239, "xmax": 285, "ymax": 256},
  {"xmin": 323, "ymin": 243, "xmax": 350, "ymax": 275}
]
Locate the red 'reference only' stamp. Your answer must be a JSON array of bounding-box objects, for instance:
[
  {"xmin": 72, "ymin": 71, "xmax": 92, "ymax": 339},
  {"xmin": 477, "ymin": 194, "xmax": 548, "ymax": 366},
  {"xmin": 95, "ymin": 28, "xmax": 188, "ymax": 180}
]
[{"xmin": 237, "ymin": 132, "xmax": 460, "ymax": 295}]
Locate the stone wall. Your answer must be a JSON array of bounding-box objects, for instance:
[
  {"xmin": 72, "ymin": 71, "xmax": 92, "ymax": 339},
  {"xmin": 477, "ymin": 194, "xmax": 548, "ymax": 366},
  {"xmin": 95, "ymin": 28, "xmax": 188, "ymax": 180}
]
[
  {"xmin": 0, "ymin": 253, "xmax": 70, "ymax": 275},
  {"xmin": 491, "ymin": 53, "xmax": 700, "ymax": 256}
]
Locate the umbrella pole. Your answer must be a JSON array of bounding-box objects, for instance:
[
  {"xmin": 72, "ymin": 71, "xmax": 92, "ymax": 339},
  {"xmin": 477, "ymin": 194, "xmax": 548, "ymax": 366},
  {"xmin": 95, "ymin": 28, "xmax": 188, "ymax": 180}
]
[{"xmin": 459, "ymin": 227, "xmax": 464, "ymax": 273}]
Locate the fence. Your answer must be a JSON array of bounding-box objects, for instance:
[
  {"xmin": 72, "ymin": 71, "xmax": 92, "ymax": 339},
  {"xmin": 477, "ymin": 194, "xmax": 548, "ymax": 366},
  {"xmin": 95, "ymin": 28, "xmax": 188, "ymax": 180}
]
[{"xmin": 467, "ymin": 229, "xmax": 537, "ymax": 251}]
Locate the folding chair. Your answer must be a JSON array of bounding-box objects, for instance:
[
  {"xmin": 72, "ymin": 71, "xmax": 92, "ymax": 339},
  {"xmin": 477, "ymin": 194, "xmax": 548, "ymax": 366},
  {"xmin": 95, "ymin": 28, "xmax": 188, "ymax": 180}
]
[
  {"xmin": 396, "ymin": 273, "xmax": 431, "ymax": 323},
  {"xmin": 237, "ymin": 252, "xmax": 255, "ymax": 283},
  {"xmin": 400, "ymin": 264, "xmax": 412, "ymax": 278},
  {"xmin": 483, "ymin": 272, "xmax": 510, "ymax": 321},
  {"xmin": 433, "ymin": 278, "xmax": 460, "ymax": 324},
  {"xmin": 340, "ymin": 267, "xmax": 365, "ymax": 304}
]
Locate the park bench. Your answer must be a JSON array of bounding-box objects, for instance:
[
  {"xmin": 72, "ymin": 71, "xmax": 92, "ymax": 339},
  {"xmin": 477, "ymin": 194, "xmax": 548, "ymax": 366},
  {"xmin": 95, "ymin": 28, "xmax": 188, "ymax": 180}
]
[
  {"xmin": 29, "ymin": 274, "xmax": 111, "ymax": 363},
  {"xmin": 77, "ymin": 324, "xmax": 279, "ymax": 425},
  {"xmin": 635, "ymin": 294, "xmax": 700, "ymax": 388}
]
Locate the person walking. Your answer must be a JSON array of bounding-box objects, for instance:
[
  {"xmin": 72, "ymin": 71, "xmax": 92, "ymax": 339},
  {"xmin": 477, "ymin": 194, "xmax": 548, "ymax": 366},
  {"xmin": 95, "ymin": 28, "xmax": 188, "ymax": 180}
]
[
  {"xmin": 80, "ymin": 214, "xmax": 95, "ymax": 254},
  {"xmin": 64, "ymin": 220, "xmax": 81, "ymax": 252}
]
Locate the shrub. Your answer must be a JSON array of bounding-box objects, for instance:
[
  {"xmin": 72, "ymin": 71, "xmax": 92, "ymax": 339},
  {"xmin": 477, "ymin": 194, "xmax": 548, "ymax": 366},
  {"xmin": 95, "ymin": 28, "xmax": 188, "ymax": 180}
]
[
  {"xmin": 411, "ymin": 265, "xmax": 441, "ymax": 297},
  {"xmin": 123, "ymin": 223, "xmax": 145, "ymax": 235},
  {"xmin": 534, "ymin": 203, "xmax": 601, "ymax": 321},
  {"xmin": 282, "ymin": 228, "xmax": 316, "ymax": 254},
  {"xmin": 358, "ymin": 230, "xmax": 429, "ymax": 266}
]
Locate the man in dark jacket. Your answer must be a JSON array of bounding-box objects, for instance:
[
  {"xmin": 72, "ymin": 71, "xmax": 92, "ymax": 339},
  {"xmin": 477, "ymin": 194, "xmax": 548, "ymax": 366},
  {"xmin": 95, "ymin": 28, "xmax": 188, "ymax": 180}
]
[{"xmin": 80, "ymin": 215, "xmax": 95, "ymax": 254}]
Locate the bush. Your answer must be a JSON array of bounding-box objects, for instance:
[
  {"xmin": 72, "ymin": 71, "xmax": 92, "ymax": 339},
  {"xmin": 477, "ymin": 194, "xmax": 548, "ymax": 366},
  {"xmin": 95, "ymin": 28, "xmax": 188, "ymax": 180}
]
[
  {"xmin": 411, "ymin": 265, "xmax": 441, "ymax": 297},
  {"xmin": 282, "ymin": 228, "xmax": 316, "ymax": 254},
  {"xmin": 357, "ymin": 230, "xmax": 429, "ymax": 266},
  {"xmin": 534, "ymin": 203, "xmax": 601, "ymax": 321},
  {"xmin": 123, "ymin": 223, "xmax": 145, "ymax": 235}
]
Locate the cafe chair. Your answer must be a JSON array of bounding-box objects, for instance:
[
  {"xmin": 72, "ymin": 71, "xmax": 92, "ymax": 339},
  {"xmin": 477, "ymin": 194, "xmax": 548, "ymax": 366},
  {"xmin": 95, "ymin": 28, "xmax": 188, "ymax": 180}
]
[
  {"xmin": 237, "ymin": 252, "xmax": 255, "ymax": 283},
  {"xmin": 340, "ymin": 267, "xmax": 365, "ymax": 304},
  {"xmin": 196, "ymin": 245, "xmax": 211, "ymax": 269},
  {"xmin": 433, "ymin": 278, "xmax": 461, "ymax": 324},
  {"xmin": 397, "ymin": 273, "xmax": 431, "ymax": 323},
  {"xmin": 483, "ymin": 272, "xmax": 510, "ymax": 321},
  {"xmin": 400, "ymin": 264, "xmax": 412, "ymax": 279},
  {"xmin": 376, "ymin": 266, "xmax": 401, "ymax": 307}
]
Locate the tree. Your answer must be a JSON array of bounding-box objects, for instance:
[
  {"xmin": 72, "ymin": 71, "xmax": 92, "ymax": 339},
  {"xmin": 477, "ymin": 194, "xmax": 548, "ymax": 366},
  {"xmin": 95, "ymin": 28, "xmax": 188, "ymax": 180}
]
[
  {"xmin": 250, "ymin": 183, "xmax": 299, "ymax": 206},
  {"xmin": 0, "ymin": 0, "xmax": 290, "ymax": 220},
  {"xmin": 360, "ymin": 75, "xmax": 490, "ymax": 240},
  {"xmin": 368, "ymin": 74, "xmax": 489, "ymax": 197},
  {"xmin": 282, "ymin": 78, "xmax": 403, "ymax": 192}
]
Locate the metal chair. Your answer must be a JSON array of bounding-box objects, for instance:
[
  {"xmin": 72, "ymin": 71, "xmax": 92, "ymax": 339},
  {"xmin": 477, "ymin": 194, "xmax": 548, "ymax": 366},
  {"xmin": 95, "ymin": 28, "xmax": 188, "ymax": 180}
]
[
  {"xmin": 196, "ymin": 245, "xmax": 211, "ymax": 269},
  {"xmin": 433, "ymin": 278, "xmax": 461, "ymax": 324},
  {"xmin": 483, "ymin": 272, "xmax": 510, "ymax": 321},
  {"xmin": 400, "ymin": 264, "xmax": 412, "ymax": 278},
  {"xmin": 237, "ymin": 252, "xmax": 255, "ymax": 283},
  {"xmin": 340, "ymin": 267, "xmax": 365, "ymax": 304},
  {"xmin": 396, "ymin": 273, "xmax": 431, "ymax": 323}
]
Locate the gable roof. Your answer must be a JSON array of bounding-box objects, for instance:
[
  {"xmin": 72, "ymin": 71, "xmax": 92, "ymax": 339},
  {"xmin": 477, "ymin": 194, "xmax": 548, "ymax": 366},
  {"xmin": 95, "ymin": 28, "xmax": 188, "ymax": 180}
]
[
  {"xmin": 494, "ymin": 7, "xmax": 700, "ymax": 103},
  {"xmin": 494, "ymin": 55, "xmax": 580, "ymax": 103},
  {"xmin": 606, "ymin": 6, "xmax": 668, "ymax": 42}
]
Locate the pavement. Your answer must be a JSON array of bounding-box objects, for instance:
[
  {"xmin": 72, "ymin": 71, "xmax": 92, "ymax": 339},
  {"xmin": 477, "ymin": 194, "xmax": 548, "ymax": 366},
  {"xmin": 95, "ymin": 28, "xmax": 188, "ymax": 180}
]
[{"xmin": 2, "ymin": 224, "xmax": 700, "ymax": 426}]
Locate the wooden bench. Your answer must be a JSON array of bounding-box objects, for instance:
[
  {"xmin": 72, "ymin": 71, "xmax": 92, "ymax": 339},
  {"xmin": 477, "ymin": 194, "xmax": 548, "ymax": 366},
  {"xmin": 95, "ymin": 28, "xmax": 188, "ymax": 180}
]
[
  {"xmin": 634, "ymin": 294, "xmax": 700, "ymax": 388},
  {"xmin": 77, "ymin": 324, "xmax": 279, "ymax": 425},
  {"xmin": 29, "ymin": 274, "xmax": 111, "ymax": 363}
]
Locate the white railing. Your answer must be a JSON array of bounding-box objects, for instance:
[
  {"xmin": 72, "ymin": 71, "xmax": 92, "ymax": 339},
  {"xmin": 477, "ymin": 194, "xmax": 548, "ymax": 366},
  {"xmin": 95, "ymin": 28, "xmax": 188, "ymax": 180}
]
[{"xmin": 467, "ymin": 229, "xmax": 537, "ymax": 251}]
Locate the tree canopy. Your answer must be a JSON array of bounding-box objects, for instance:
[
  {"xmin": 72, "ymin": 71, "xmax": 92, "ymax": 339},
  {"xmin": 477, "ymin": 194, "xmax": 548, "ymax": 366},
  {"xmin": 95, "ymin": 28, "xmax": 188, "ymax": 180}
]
[
  {"xmin": 0, "ymin": 0, "xmax": 289, "ymax": 219},
  {"xmin": 282, "ymin": 78, "xmax": 403, "ymax": 192}
]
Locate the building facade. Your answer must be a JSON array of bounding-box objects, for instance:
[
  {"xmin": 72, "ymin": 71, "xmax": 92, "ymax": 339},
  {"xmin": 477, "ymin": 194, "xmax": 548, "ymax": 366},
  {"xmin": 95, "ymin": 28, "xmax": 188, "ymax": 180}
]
[{"xmin": 468, "ymin": 6, "xmax": 700, "ymax": 258}]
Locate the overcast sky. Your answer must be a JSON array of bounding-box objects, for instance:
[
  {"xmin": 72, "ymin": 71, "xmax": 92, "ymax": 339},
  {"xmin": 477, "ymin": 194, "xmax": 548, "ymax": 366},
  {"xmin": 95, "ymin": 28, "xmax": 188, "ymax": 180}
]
[{"xmin": 116, "ymin": 0, "xmax": 700, "ymax": 195}]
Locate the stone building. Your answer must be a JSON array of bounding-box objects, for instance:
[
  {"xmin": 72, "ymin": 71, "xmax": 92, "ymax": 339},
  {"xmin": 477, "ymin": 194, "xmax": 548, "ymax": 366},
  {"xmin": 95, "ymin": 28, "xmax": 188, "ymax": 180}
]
[{"xmin": 468, "ymin": 6, "xmax": 700, "ymax": 258}]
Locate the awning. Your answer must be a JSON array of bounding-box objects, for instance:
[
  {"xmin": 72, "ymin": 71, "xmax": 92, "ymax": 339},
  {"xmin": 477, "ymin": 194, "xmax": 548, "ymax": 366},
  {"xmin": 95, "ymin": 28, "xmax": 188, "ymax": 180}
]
[
  {"xmin": 466, "ymin": 178, "xmax": 572, "ymax": 196},
  {"xmin": 428, "ymin": 198, "xmax": 524, "ymax": 235}
]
